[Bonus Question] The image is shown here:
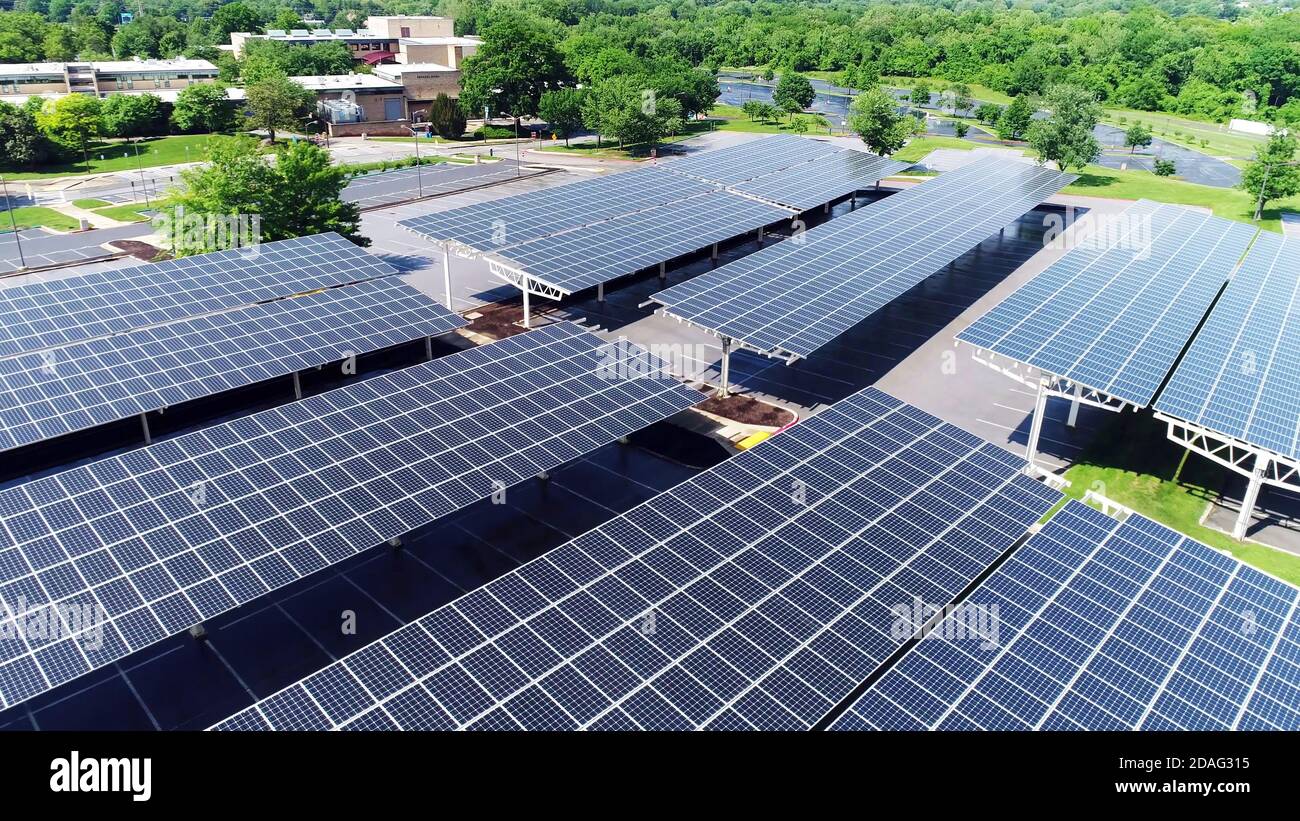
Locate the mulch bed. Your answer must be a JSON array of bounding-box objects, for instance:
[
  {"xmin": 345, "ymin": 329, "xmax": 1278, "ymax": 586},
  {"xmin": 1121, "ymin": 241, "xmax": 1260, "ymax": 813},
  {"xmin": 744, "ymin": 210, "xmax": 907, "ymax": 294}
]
[
  {"xmin": 696, "ymin": 394, "xmax": 795, "ymax": 427},
  {"xmin": 108, "ymin": 240, "xmax": 167, "ymax": 262},
  {"xmin": 465, "ymin": 301, "xmax": 538, "ymax": 339}
]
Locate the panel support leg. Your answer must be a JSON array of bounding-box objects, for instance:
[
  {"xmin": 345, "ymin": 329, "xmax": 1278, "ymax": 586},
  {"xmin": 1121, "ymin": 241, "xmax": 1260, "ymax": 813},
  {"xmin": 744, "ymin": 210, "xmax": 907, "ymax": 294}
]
[
  {"xmin": 441, "ymin": 244, "xmax": 454, "ymax": 311},
  {"xmin": 140, "ymin": 413, "xmax": 152, "ymax": 445},
  {"xmin": 292, "ymin": 371, "xmax": 302, "ymax": 400},
  {"xmin": 658, "ymin": 260, "xmax": 666, "ymax": 280},
  {"xmin": 522, "ymin": 287, "xmax": 531, "ymax": 329},
  {"xmin": 756, "ymin": 227, "xmax": 764, "ymax": 247},
  {"xmin": 1233, "ymin": 457, "xmax": 1269, "ymax": 541},
  {"xmin": 188, "ymin": 624, "xmax": 207, "ymax": 640},
  {"xmin": 597, "ymin": 282, "xmax": 605, "ymax": 303},
  {"xmin": 823, "ymin": 202, "xmax": 830, "ymax": 215},
  {"xmin": 710, "ymin": 242, "xmax": 719, "ymax": 267},
  {"xmin": 717, "ymin": 337, "xmax": 732, "ymax": 398},
  {"xmin": 1024, "ymin": 378, "xmax": 1048, "ymax": 474},
  {"xmin": 425, "ymin": 336, "xmax": 434, "ymax": 361},
  {"xmin": 850, "ymin": 196, "xmax": 857, "ymax": 211},
  {"xmin": 1066, "ymin": 382, "xmax": 1081, "ymax": 428}
]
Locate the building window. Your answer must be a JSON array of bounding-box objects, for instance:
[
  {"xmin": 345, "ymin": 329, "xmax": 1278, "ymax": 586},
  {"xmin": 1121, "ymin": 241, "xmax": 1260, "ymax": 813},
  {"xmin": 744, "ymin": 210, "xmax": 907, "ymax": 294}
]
[{"xmin": 400, "ymin": 26, "xmax": 410, "ymax": 37}]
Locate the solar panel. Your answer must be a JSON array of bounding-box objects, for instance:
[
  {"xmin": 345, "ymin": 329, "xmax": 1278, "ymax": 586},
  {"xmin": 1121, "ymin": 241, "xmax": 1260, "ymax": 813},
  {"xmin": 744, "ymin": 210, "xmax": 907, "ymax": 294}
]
[
  {"xmin": 209, "ymin": 387, "xmax": 1060, "ymax": 731},
  {"xmin": 0, "ymin": 279, "xmax": 466, "ymax": 453},
  {"xmin": 342, "ymin": 160, "xmax": 544, "ymax": 209},
  {"xmin": 661, "ymin": 134, "xmax": 841, "ymax": 186},
  {"xmin": 834, "ymin": 499, "xmax": 1300, "ymax": 730},
  {"xmin": 398, "ymin": 168, "xmax": 716, "ymax": 251},
  {"xmin": 488, "ymin": 192, "xmax": 793, "ymax": 295},
  {"xmin": 958, "ymin": 201, "xmax": 1257, "ymax": 407},
  {"xmin": 0, "ymin": 322, "xmax": 702, "ymax": 711},
  {"xmin": 0, "ymin": 234, "xmax": 395, "ymax": 359},
  {"xmin": 1155, "ymin": 232, "xmax": 1300, "ymax": 460},
  {"xmin": 652, "ymin": 157, "xmax": 1074, "ymax": 360},
  {"xmin": 730, "ymin": 151, "xmax": 910, "ymax": 212}
]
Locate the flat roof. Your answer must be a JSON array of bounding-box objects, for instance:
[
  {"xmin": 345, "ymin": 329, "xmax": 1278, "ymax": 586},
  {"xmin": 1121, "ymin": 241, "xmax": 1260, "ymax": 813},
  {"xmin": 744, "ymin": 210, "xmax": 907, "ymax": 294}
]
[
  {"xmin": 0, "ymin": 59, "xmax": 217, "ymax": 76},
  {"xmin": 373, "ymin": 62, "xmax": 457, "ymax": 75},
  {"xmin": 399, "ymin": 36, "xmax": 482, "ymax": 46},
  {"xmin": 292, "ymin": 74, "xmax": 403, "ymax": 91}
]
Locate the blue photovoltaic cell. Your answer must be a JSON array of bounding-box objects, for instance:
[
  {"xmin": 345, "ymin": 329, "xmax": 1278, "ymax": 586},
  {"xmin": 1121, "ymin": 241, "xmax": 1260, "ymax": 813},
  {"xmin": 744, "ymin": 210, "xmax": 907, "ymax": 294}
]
[
  {"xmin": 730, "ymin": 151, "xmax": 910, "ymax": 212},
  {"xmin": 959, "ymin": 200, "xmax": 1256, "ymax": 407},
  {"xmin": 0, "ymin": 278, "xmax": 466, "ymax": 452},
  {"xmin": 651, "ymin": 157, "xmax": 1073, "ymax": 359},
  {"xmin": 0, "ymin": 322, "xmax": 701, "ymax": 711},
  {"xmin": 833, "ymin": 500, "xmax": 1300, "ymax": 731},
  {"xmin": 342, "ymin": 159, "xmax": 545, "ymax": 209},
  {"xmin": 489, "ymin": 192, "xmax": 793, "ymax": 294},
  {"xmin": 0, "ymin": 234, "xmax": 397, "ymax": 358},
  {"xmin": 210, "ymin": 387, "xmax": 1061, "ymax": 731},
  {"xmin": 1155, "ymin": 233, "xmax": 1300, "ymax": 460},
  {"xmin": 661, "ymin": 134, "xmax": 841, "ymax": 186},
  {"xmin": 398, "ymin": 168, "xmax": 716, "ymax": 251}
]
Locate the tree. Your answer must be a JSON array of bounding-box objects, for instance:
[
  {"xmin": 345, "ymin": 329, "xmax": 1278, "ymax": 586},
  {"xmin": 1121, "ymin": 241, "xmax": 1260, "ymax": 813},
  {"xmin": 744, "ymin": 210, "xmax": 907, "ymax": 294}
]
[
  {"xmin": 458, "ymin": 9, "xmax": 572, "ymax": 122},
  {"xmin": 1241, "ymin": 132, "xmax": 1300, "ymax": 219},
  {"xmin": 849, "ymin": 87, "xmax": 912, "ymax": 156},
  {"xmin": 773, "ymin": 72, "xmax": 814, "ymax": 121},
  {"xmin": 975, "ymin": 103, "xmax": 1002, "ymax": 125},
  {"xmin": 1153, "ymin": 158, "xmax": 1177, "ymax": 176},
  {"xmin": 910, "ymin": 81, "xmax": 931, "ymax": 107},
  {"xmin": 165, "ymin": 137, "xmax": 365, "ymax": 255},
  {"xmin": 947, "ymin": 83, "xmax": 972, "ymax": 116},
  {"xmin": 538, "ymin": 88, "xmax": 583, "ymax": 146},
  {"xmin": 1028, "ymin": 84, "xmax": 1102, "ymax": 171},
  {"xmin": 954, "ymin": 120, "xmax": 969, "ymax": 139},
  {"xmin": 0, "ymin": 101, "xmax": 49, "ymax": 169},
  {"xmin": 42, "ymin": 26, "xmax": 76, "ymax": 60},
  {"xmin": 996, "ymin": 95, "xmax": 1034, "ymax": 140},
  {"xmin": 212, "ymin": 2, "xmax": 262, "ymax": 40},
  {"xmin": 1124, "ymin": 123, "xmax": 1152, "ymax": 153},
  {"xmin": 34, "ymin": 93, "xmax": 101, "ymax": 163},
  {"xmin": 244, "ymin": 69, "xmax": 314, "ymax": 143},
  {"xmin": 100, "ymin": 93, "xmax": 164, "ymax": 138},
  {"xmin": 790, "ymin": 115, "xmax": 809, "ymax": 135},
  {"xmin": 171, "ymin": 84, "xmax": 234, "ymax": 134},
  {"xmin": 741, "ymin": 100, "xmax": 762, "ymax": 121},
  {"xmin": 427, "ymin": 94, "xmax": 466, "ymax": 140}
]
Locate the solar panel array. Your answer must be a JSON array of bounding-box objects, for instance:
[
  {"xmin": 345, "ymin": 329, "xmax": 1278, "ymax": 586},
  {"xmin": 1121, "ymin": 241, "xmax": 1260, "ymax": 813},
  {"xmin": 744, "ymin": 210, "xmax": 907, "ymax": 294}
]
[
  {"xmin": 0, "ymin": 234, "xmax": 395, "ymax": 359},
  {"xmin": 731, "ymin": 151, "xmax": 910, "ymax": 212},
  {"xmin": 1155, "ymin": 232, "xmax": 1300, "ymax": 460},
  {"xmin": 958, "ymin": 201, "xmax": 1257, "ymax": 407},
  {"xmin": 489, "ymin": 192, "xmax": 792, "ymax": 294},
  {"xmin": 398, "ymin": 168, "xmax": 716, "ymax": 251},
  {"xmin": 342, "ymin": 160, "xmax": 544, "ymax": 209},
  {"xmin": 652, "ymin": 157, "xmax": 1074, "ymax": 359},
  {"xmin": 0, "ymin": 279, "xmax": 466, "ymax": 452},
  {"xmin": 210, "ymin": 387, "xmax": 1060, "ymax": 731},
  {"xmin": 661, "ymin": 134, "xmax": 841, "ymax": 186},
  {"xmin": 834, "ymin": 500, "xmax": 1300, "ymax": 730},
  {"xmin": 0, "ymin": 322, "xmax": 702, "ymax": 711}
]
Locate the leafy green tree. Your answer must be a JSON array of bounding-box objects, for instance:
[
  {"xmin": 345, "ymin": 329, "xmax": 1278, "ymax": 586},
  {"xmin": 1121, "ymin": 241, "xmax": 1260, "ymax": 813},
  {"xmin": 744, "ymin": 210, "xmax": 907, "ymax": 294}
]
[
  {"xmin": 171, "ymin": 83, "xmax": 235, "ymax": 134},
  {"xmin": 100, "ymin": 92, "xmax": 164, "ymax": 137},
  {"xmin": 975, "ymin": 102, "xmax": 1002, "ymax": 125},
  {"xmin": 910, "ymin": 81, "xmax": 931, "ymax": 107},
  {"xmin": 538, "ymin": 88, "xmax": 584, "ymax": 146},
  {"xmin": 1027, "ymin": 84, "xmax": 1102, "ymax": 171},
  {"xmin": 954, "ymin": 120, "xmax": 969, "ymax": 139},
  {"xmin": 1153, "ymin": 158, "xmax": 1176, "ymax": 176},
  {"xmin": 790, "ymin": 115, "xmax": 809, "ymax": 135},
  {"xmin": 459, "ymin": 9, "xmax": 572, "ymax": 121},
  {"xmin": 34, "ymin": 93, "xmax": 101, "ymax": 163},
  {"xmin": 757, "ymin": 102, "xmax": 780, "ymax": 123},
  {"xmin": 42, "ymin": 25, "xmax": 76, "ymax": 60},
  {"xmin": 1241, "ymin": 132, "xmax": 1300, "ymax": 219},
  {"xmin": 244, "ymin": 69, "xmax": 314, "ymax": 143},
  {"xmin": 947, "ymin": 83, "xmax": 972, "ymax": 116},
  {"xmin": 996, "ymin": 95, "xmax": 1034, "ymax": 140},
  {"xmin": 848, "ymin": 87, "xmax": 912, "ymax": 156},
  {"xmin": 426, "ymin": 94, "xmax": 467, "ymax": 140},
  {"xmin": 1124, "ymin": 123, "xmax": 1152, "ymax": 153},
  {"xmin": 0, "ymin": 101, "xmax": 49, "ymax": 169},
  {"xmin": 212, "ymin": 2, "xmax": 262, "ymax": 40},
  {"xmin": 773, "ymin": 72, "xmax": 814, "ymax": 120},
  {"xmin": 741, "ymin": 100, "xmax": 762, "ymax": 121}
]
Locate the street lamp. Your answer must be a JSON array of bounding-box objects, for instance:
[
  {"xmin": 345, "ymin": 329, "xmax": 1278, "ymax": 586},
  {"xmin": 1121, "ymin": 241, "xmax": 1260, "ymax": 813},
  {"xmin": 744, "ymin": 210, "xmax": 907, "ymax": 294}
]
[
  {"xmin": 490, "ymin": 88, "xmax": 520, "ymax": 177},
  {"xmin": 0, "ymin": 172, "xmax": 26, "ymax": 269},
  {"xmin": 409, "ymin": 109, "xmax": 427, "ymax": 198},
  {"xmin": 130, "ymin": 138, "xmax": 151, "ymax": 210}
]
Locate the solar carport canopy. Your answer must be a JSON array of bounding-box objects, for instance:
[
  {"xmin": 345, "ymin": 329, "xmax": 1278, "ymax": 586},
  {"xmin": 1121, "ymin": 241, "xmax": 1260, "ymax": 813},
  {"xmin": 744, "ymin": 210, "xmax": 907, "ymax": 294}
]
[
  {"xmin": 730, "ymin": 151, "xmax": 910, "ymax": 212},
  {"xmin": 0, "ymin": 323, "xmax": 701, "ymax": 711},
  {"xmin": 661, "ymin": 133, "xmax": 841, "ymax": 186},
  {"xmin": 958, "ymin": 201, "xmax": 1257, "ymax": 407},
  {"xmin": 651, "ymin": 157, "xmax": 1074, "ymax": 360},
  {"xmin": 211, "ymin": 387, "xmax": 1061, "ymax": 731},
  {"xmin": 486, "ymin": 192, "xmax": 793, "ymax": 295},
  {"xmin": 1155, "ymin": 232, "xmax": 1300, "ymax": 460},
  {"xmin": 0, "ymin": 234, "xmax": 396, "ymax": 359},
  {"xmin": 397, "ymin": 167, "xmax": 716, "ymax": 251},
  {"xmin": 834, "ymin": 499, "xmax": 1300, "ymax": 730}
]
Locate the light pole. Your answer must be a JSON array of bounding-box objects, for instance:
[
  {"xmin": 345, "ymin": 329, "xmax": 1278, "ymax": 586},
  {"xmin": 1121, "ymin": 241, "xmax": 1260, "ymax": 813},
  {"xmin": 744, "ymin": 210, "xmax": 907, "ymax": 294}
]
[
  {"xmin": 410, "ymin": 109, "xmax": 427, "ymax": 198},
  {"xmin": 0, "ymin": 172, "xmax": 26, "ymax": 269},
  {"xmin": 130, "ymin": 138, "xmax": 151, "ymax": 210}
]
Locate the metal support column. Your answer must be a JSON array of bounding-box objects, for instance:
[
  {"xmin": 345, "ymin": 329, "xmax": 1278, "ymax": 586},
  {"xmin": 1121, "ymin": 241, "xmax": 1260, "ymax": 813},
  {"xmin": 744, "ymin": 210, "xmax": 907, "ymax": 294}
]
[
  {"xmin": 756, "ymin": 227, "xmax": 764, "ymax": 247},
  {"xmin": 140, "ymin": 413, "xmax": 152, "ymax": 445},
  {"xmin": 717, "ymin": 337, "xmax": 732, "ymax": 398},
  {"xmin": 823, "ymin": 202, "xmax": 830, "ymax": 215},
  {"xmin": 522, "ymin": 286, "xmax": 531, "ymax": 329},
  {"xmin": 658, "ymin": 261, "xmax": 666, "ymax": 280},
  {"xmin": 597, "ymin": 282, "xmax": 605, "ymax": 302},
  {"xmin": 1066, "ymin": 382, "xmax": 1082, "ymax": 428},
  {"xmin": 1233, "ymin": 456, "xmax": 1270, "ymax": 541},
  {"xmin": 850, "ymin": 196, "xmax": 857, "ymax": 211},
  {"xmin": 292, "ymin": 371, "xmax": 302, "ymax": 400},
  {"xmin": 710, "ymin": 242, "xmax": 719, "ymax": 266},
  {"xmin": 425, "ymin": 336, "xmax": 433, "ymax": 361},
  {"xmin": 441, "ymin": 244, "xmax": 454, "ymax": 311},
  {"xmin": 1024, "ymin": 378, "xmax": 1048, "ymax": 473}
]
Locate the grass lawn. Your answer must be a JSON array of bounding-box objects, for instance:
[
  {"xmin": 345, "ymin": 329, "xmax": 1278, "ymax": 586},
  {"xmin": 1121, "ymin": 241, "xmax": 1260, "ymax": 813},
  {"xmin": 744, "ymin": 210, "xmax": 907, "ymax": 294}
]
[
  {"xmin": 1, "ymin": 134, "xmax": 240, "ymax": 180},
  {"xmin": 93, "ymin": 203, "xmax": 154, "ymax": 223},
  {"xmin": 0, "ymin": 206, "xmax": 80, "ymax": 231},
  {"xmin": 1059, "ymin": 411, "xmax": 1300, "ymax": 586},
  {"xmin": 71, "ymin": 198, "xmax": 112, "ymax": 209}
]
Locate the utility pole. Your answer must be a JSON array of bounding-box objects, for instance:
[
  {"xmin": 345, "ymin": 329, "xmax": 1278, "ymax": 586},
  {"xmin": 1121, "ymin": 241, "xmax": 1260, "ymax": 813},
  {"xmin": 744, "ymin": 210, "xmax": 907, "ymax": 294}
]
[{"xmin": 409, "ymin": 110, "xmax": 426, "ymax": 199}]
